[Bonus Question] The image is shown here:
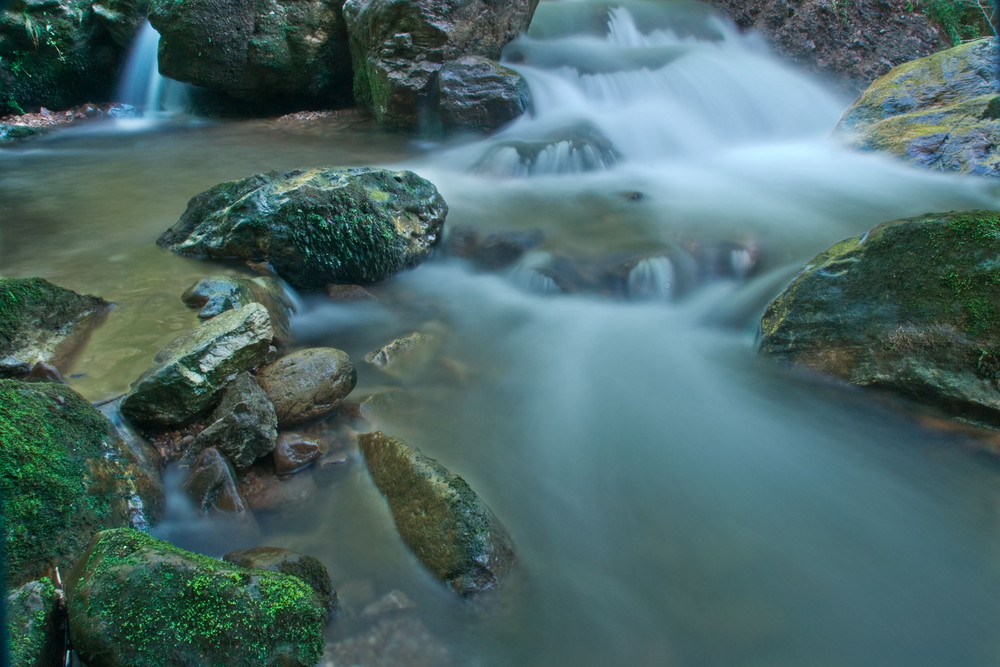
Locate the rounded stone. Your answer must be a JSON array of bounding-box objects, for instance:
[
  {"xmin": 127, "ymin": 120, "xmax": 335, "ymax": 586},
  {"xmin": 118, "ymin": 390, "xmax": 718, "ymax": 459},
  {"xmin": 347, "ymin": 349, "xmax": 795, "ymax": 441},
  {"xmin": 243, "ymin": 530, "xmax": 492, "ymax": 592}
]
[{"xmin": 256, "ymin": 348, "xmax": 357, "ymax": 427}]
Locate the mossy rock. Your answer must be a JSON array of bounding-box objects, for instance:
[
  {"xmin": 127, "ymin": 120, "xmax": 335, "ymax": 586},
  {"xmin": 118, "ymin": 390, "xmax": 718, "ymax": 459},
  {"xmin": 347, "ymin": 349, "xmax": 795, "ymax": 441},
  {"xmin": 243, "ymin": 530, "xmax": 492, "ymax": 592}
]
[
  {"xmin": 837, "ymin": 38, "xmax": 999, "ymax": 177},
  {"xmin": 157, "ymin": 167, "xmax": 448, "ymax": 290},
  {"xmin": 360, "ymin": 431, "xmax": 515, "ymax": 596},
  {"xmin": 0, "ymin": 277, "xmax": 111, "ymax": 377},
  {"xmin": 760, "ymin": 209, "xmax": 1000, "ymax": 427},
  {"xmin": 182, "ymin": 275, "xmax": 295, "ymax": 347},
  {"xmin": 66, "ymin": 528, "xmax": 325, "ymax": 667},
  {"xmin": 223, "ymin": 546, "xmax": 338, "ymax": 613},
  {"xmin": 0, "ymin": 380, "xmax": 164, "ymax": 587},
  {"xmin": 6, "ymin": 578, "xmax": 62, "ymax": 667}
]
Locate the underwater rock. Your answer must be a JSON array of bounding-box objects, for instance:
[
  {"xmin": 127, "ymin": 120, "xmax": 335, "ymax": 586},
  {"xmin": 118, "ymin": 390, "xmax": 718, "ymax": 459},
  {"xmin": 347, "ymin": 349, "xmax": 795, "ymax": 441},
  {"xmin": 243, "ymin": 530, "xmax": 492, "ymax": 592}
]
[
  {"xmin": 120, "ymin": 303, "xmax": 273, "ymax": 428},
  {"xmin": 182, "ymin": 446, "xmax": 254, "ymax": 519},
  {"xmin": 446, "ymin": 225, "xmax": 545, "ymax": 271},
  {"xmin": 223, "ymin": 546, "xmax": 337, "ymax": 613},
  {"xmin": 256, "ymin": 347, "xmax": 357, "ymax": 427},
  {"xmin": 157, "ymin": 167, "xmax": 448, "ymax": 290},
  {"xmin": 0, "ymin": 379, "xmax": 164, "ymax": 587},
  {"xmin": 760, "ymin": 210, "xmax": 1000, "ymax": 428},
  {"xmin": 238, "ymin": 463, "xmax": 317, "ymax": 513},
  {"xmin": 836, "ymin": 38, "xmax": 999, "ymax": 178},
  {"xmin": 360, "ymin": 431, "xmax": 515, "ymax": 596},
  {"xmin": 0, "ymin": 277, "xmax": 111, "ymax": 378},
  {"xmin": 273, "ymin": 432, "xmax": 324, "ymax": 475},
  {"xmin": 6, "ymin": 578, "xmax": 63, "ymax": 667},
  {"xmin": 187, "ymin": 372, "xmax": 278, "ymax": 469},
  {"xmin": 324, "ymin": 609, "xmax": 454, "ymax": 666},
  {"xmin": 438, "ymin": 55, "xmax": 531, "ymax": 133},
  {"xmin": 365, "ymin": 330, "xmax": 443, "ymax": 382},
  {"xmin": 66, "ymin": 528, "xmax": 325, "ymax": 667},
  {"xmin": 182, "ymin": 275, "xmax": 294, "ymax": 347}
]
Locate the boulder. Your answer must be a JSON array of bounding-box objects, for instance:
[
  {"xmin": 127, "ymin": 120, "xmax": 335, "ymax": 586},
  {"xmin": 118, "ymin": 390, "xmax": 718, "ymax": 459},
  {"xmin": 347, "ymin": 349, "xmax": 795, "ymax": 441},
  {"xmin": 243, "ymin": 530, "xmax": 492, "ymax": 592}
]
[
  {"xmin": 119, "ymin": 303, "xmax": 273, "ymax": 428},
  {"xmin": 438, "ymin": 55, "xmax": 531, "ymax": 133},
  {"xmin": 0, "ymin": 379, "xmax": 164, "ymax": 587},
  {"xmin": 836, "ymin": 38, "xmax": 999, "ymax": 178},
  {"xmin": 256, "ymin": 347, "xmax": 357, "ymax": 427},
  {"xmin": 760, "ymin": 210, "xmax": 1000, "ymax": 427},
  {"xmin": 187, "ymin": 372, "xmax": 278, "ymax": 469},
  {"xmin": 148, "ymin": 0, "xmax": 352, "ymax": 110},
  {"xmin": 359, "ymin": 431, "xmax": 515, "ymax": 596},
  {"xmin": 223, "ymin": 546, "xmax": 337, "ymax": 613},
  {"xmin": 182, "ymin": 275, "xmax": 294, "ymax": 347},
  {"xmin": 66, "ymin": 528, "xmax": 325, "ymax": 667},
  {"xmin": 342, "ymin": 0, "xmax": 539, "ymax": 129},
  {"xmin": 0, "ymin": 277, "xmax": 111, "ymax": 378},
  {"xmin": 158, "ymin": 167, "xmax": 448, "ymax": 290},
  {"xmin": 6, "ymin": 578, "xmax": 62, "ymax": 667}
]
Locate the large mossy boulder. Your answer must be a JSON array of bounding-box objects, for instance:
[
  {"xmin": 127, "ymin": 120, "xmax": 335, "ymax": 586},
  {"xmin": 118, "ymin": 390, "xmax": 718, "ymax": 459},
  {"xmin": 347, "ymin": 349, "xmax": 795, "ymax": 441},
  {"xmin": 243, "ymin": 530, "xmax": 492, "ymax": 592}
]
[
  {"xmin": 148, "ymin": 0, "xmax": 352, "ymax": 111},
  {"xmin": 342, "ymin": 0, "xmax": 539, "ymax": 129},
  {"xmin": 6, "ymin": 578, "xmax": 62, "ymax": 667},
  {"xmin": 0, "ymin": 277, "xmax": 111, "ymax": 378},
  {"xmin": 760, "ymin": 210, "xmax": 1000, "ymax": 427},
  {"xmin": 0, "ymin": 0, "xmax": 143, "ymax": 115},
  {"xmin": 360, "ymin": 431, "xmax": 515, "ymax": 596},
  {"xmin": 0, "ymin": 380, "xmax": 164, "ymax": 587},
  {"xmin": 836, "ymin": 38, "xmax": 999, "ymax": 178},
  {"xmin": 120, "ymin": 303, "xmax": 273, "ymax": 428},
  {"xmin": 66, "ymin": 528, "xmax": 325, "ymax": 667},
  {"xmin": 158, "ymin": 167, "xmax": 448, "ymax": 290}
]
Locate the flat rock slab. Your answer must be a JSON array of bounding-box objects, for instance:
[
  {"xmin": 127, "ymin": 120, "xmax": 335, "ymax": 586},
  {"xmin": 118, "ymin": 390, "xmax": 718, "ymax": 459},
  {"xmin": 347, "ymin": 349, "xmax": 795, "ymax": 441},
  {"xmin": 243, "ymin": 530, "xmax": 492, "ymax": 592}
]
[{"xmin": 360, "ymin": 431, "xmax": 515, "ymax": 596}]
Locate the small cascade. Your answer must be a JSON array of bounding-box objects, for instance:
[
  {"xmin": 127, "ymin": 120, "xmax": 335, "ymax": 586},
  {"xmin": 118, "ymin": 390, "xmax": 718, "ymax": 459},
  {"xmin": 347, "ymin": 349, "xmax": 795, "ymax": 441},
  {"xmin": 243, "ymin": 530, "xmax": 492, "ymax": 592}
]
[
  {"xmin": 116, "ymin": 20, "xmax": 189, "ymax": 116},
  {"xmin": 626, "ymin": 256, "xmax": 676, "ymax": 300}
]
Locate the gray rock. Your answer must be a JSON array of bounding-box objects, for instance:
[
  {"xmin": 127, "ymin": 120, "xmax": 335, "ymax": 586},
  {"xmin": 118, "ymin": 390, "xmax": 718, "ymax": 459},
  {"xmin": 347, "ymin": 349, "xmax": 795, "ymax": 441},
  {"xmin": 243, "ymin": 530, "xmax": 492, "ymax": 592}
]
[
  {"xmin": 223, "ymin": 546, "xmax": 337, "ymax": 613},
  {"xmin": 438, "ymin": 55, "xmax": 531, "ymax": 133},
  {"xmin": 365, "ymin": 330, "xmax": 442, "ymax": 382},
  {"xmin": 120, "ymin": 303, "xmax": 273, "ymax": 428},
  {"xmin": 182, "ymin": 275, "xmax": 294, "ymax": 347},
  {"xmin": 187, "ymin": 372, "xmax": 278, "ymax": 469},
  {"xmin": 157, "ymin": 167, "xmax": 448, "ymax": 290},
  {"xmin": 6, "ymin": 578, "xmax": 62, "ymax": 667},
  {"xmin": 359, "ymin": 431, "xmax": 515, "ymax": 596},
  {"xmin": 256, "ymin": 348, "xmax": 357, "ymax": 427}
]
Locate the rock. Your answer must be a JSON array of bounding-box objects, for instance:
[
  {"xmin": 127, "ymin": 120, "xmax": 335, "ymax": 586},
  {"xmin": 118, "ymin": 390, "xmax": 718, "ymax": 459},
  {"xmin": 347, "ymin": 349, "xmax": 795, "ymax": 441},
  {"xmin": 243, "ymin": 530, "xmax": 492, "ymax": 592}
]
[
  {"xmin": 148, "ymin": 0, "xmax": 352, "ymax": 110},
  {"xmin": 342, "ymin": 0, "xmax": 539, "ymax": 129},
  {"xmin": 760, "ymin": 210, "xmax": 1000, "ymax": 428},
  {"xmin": 438, "ymin": 55, "xmax": 531, "ymax": 133},
  {"xmin": 66, "ymin": 528, "xmax": 325, "ymax": 667},
  {"xmin": 182, "ymin": 447, "xmax": 254, "ymax": 519},
  {"xmin": 327, "ymin": 283, "xmax": 378, "ymax": 302},
  {"xmin": 361, "ymin": 589, "xmax": 415, "ymax": 617},
  {"xmin": 256, "ymin": 347, "xmax": 357, "ymax": 427},
  {"xmin": 446, "ymin": 225, "xmax": 544, "ymax": 270},
  {"xmin": 706, "ymin": 0, "xmax": 950, "ymax": 96},
  {"xmin": 182, "ymin": 275, "xmax": 294, "ymax": 347},
  {"xmin": 836, "ymin": 38, "xmax": 999, "ymax": 178},
  {"xmin": 0, "ymin": 380, "xmax": 164, "ymax": 586},
  {"xmin": 324, "ymin": 610, "xmax": 454, "ymax": 666},
  {"xmin": 359, "ymin": 431, "xmax": 515, "ymax": 596},
  {"xmin": 120, "ymin": 303, "xmax": 273, "ymax": 428},
  {"xmin": 187, "ymin": 372, "xmax": 278, "ymax": 469},
  {"xmin": 6, "ymin": 578, "xmax": 63, "ymax": 667},
  {"xmin": 472, "ymin": 121, "xmax": 620, "ymax": 177},
  {"xmin": 0, "ymin": 277, "xmax": 111, "ymax": 378},
  {"xmin": 238, "ymin": 463, "xmax": 317, "ymax": 513},
  {"xmin": 273, "ymin": 432, "xmax": 324, "ymax": 475},
  {"xmin": 365, "ymin": 330, "xmax": 443, "ymax": 382},
  {"xmin": 223, "ymin": 546, "xmax": 337, "ymax": 613},
  {"xmin": 157, "ymin": 167, "xmax": 448, "ymax": 290}
]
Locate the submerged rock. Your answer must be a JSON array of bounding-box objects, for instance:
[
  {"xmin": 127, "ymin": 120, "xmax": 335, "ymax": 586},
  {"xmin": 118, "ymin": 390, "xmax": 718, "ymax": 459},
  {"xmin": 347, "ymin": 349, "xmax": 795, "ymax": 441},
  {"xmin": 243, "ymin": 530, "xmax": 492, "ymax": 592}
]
[
  {"xmin": 187, "ymin": 372, "xmax": 278, "ymax": 469},
  {"xmin": 359, "ymin": 431, "xmax": 515, "ymax": 596},
  {"xmin": 760, "ymin": 210, "xmax": 1000, "ymax": 428},
  {"xmin": 273, "ymin": 432, "xmax": 324, "ymax": 475},
  {"xmin": 365, "ymin": 330, "xmax": 443, "ymax": 382},
  {"xmin": 0, "ymin": 380, "xmax": 164, "ymax": 586},
  {"xmin": 6, "ymin": 578, "xmax": 63, "ymax": 667},
  {"xmin": 238, "ymin": 463, "xmax": 317, "ymax": 513},
  {"xmin": 0, "ymin": 277, "xmax": 111, "ymax": 378},
  {"xmin": 256, "ymin": 347, "xmax": 357, "ymax": 427},
  {"xmin": 438, "ymin": 55, "xmax": 531, "ymax": 133},
  {"xmin": 182, "ymin": 446, "xmax": 254, "ymax": 519},
  {"xmin": 120, "ymin": 303, "xmax": 273, "ymax": 428},
  {"xmin": 324, "ymin": 612, "xmax": 454, "ymax": 666},
  {"xmin": 837, "ymin": 38, "xmax": 999, "ymax": 178},
  {"xmin": 66, "ymin": 528, "xmax": 325, "ymax": 667},
  {"xmin": 223, "ymin": 546, "xmax": 337, "ymax": 613},
  {"xmin": 182, "ymin": 275, "xmax": 294, "ymax": 346},
  {"xmin": 158, "ymin": 167, "xmax": 448, "ymax": 290}
]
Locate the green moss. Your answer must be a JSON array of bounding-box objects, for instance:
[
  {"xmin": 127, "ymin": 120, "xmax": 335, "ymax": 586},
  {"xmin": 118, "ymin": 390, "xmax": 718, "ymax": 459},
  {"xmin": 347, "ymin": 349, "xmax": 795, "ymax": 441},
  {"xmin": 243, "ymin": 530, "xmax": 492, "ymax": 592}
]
[
  {"xmin": 6, "ymin": 577, "xmax": 58, "ymax": 666},
  {"xmin": 918, "ymin": 0, "xmax": 995, "ymax": 45}
]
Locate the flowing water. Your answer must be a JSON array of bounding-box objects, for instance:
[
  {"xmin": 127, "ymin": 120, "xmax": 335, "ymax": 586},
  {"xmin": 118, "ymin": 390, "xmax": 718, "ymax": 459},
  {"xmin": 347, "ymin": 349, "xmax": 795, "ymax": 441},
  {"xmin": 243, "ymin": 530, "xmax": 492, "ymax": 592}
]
[{"xmin": 4, "ymin": 1, "xmax": 1000, "ymax": 665}]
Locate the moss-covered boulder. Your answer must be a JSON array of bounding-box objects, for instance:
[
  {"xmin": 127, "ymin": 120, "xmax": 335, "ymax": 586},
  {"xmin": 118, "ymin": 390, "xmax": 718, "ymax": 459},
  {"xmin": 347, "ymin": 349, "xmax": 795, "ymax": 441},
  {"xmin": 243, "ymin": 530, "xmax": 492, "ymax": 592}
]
[
  {"xmin": 760, "ymin": 210, "xmax": 1000, "ymax": 427},
  {"xmin": 148, "ymin": 0, "xmax": 352, "ymax": 112},
  {"xmin": 158, "ymin": 167, "xmax": 448, "ymax": 290},
  {"xmin": 66, "ymin": 528, "xmax": 325, "ymax": 667},
  {"xmin": 360, "ymin": 431, "xmax": 515, "ymax": 596},
  {"xmin": 836, "ymin": 38, "xmax": 999, "ymax": 178},
  {"xmin": 223, "ymin": 546, "xmax": 337, "ymax": 613},
  {"xmin": 342, "ymin": 0, "xmax": 538, "ymax": 129},
  {"xmin": 438, "ymin": 55, "xmax": 531, "ymax": 133},
  {"xmin": 182, "ymin": 275, "xmax": 294, "ymax": 347},
  {"xmin": 0, "ymin": 277, "xmax": 111, "ymax": 378},
  {"xmin": 6, "ymin": 578, "xmax": 62, "ymax": 667},
  {"xmin": 120, "ymin": 303, "xmax": 274, "ymax": 428},
  {"xmin": 0, "ymin": 380, "xmax": 164, "ymax": 587}
]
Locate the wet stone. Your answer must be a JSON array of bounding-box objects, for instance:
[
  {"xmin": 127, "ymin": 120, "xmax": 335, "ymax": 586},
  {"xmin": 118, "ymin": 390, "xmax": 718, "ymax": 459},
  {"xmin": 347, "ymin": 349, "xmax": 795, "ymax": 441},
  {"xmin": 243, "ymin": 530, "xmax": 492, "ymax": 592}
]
[
  {"xmin": 182, "ymin": 447, "xmax": 254, "ymax": 520},
  {"xmin": 256, "ymin": 347, "xmax": 357, "ymax": 427},
  {"xmin": 273, "ymin": 432, "xmax": 324, "ymax": 475},
  {"xmin": 223, "ymin": 546, "xmax": 338, "ymax": 613},
  {"xmin": 238, "ymin": 463, "xmax": 317, "ymax": 513},
  {"xmin": 187, "ymin": 372, "xmax": 278, "ymax": 470}
]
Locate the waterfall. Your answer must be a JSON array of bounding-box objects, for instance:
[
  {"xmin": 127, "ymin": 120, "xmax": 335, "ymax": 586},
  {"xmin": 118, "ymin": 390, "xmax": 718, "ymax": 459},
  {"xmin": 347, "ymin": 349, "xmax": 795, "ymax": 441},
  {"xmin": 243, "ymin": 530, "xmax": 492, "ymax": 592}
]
[{"xmin": 116, "ymin": 20, "xmax": 189, "ymax": 116}]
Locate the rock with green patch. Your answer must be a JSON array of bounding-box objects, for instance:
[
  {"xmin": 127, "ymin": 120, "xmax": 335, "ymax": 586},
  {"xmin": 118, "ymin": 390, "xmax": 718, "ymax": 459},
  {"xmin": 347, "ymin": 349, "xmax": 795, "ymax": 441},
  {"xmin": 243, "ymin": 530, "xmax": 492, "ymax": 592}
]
[
  {"xmin": 120, "ymin": 303, "xmax": 273, "ymax": 428},
  {"xmin": 66, "ymin": 528, "xmax": 325, "ymax": 667},
  {"xmin": 0, "ymin": 380, "xmax": 164, "ymax": 587},
  {"xmin": 438, "ymin": 55, "xmax": 531, "ymax": 133},
  {"xmin": 342, "ymin": 0, "xmax": 539, "ymax": 129},
  {"xmin": 157, "ymin": 167, "xmax": 448, "ymax": 290},
  {"xmin": 359, "ymin": 431, "xmax": 515, "ymax": 596},
  {"xmin": 186, "ymin": 372, "xmax": 278, "ymax": 469},
  {"xmin": 223, "ymin": 546, "xmax": 337, "ymax": 613},
  {"xmin": 6, "ymin": 578, "xmax": 62, "ymax": 667},
  {"xmin": 0, "ymin": 277, "xmax": 111, "ymax": 378},
  {"xmin": 182, "ymin": 275, "xmax": 294, "ymax": 347},
  {"xmin": 760, "ymin": 209, "xmax": 1000, "ymax": 427},
  {"xmin": 837, "ymin": 38, "xmax": 999, "ymax": 178}
]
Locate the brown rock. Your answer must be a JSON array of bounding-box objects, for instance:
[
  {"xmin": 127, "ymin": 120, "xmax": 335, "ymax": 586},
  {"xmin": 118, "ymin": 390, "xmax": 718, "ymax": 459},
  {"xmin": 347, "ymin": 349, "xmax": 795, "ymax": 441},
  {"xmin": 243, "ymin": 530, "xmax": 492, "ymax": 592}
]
[{"xmin": 256, "ymin": 347, "xmax": 357, "ymax": 427}]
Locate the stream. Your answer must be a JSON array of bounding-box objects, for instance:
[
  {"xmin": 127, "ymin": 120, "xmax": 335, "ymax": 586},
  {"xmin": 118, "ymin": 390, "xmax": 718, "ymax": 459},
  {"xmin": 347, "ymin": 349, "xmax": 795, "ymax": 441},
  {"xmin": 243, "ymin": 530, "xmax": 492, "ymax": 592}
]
[{"xmin": 3, "ymin": 1, "xmax": 1000, "ymax": 665}]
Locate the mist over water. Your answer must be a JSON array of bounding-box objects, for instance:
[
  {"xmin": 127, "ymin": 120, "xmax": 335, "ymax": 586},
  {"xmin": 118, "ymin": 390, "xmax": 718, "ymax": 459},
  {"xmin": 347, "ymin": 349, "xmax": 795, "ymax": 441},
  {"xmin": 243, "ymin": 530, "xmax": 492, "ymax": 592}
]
[{"xmin": 3, "ymin": 0, "xmax": 1000, "ymax": 664}]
